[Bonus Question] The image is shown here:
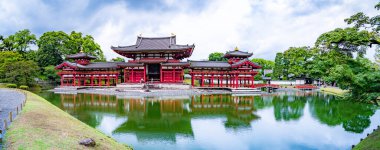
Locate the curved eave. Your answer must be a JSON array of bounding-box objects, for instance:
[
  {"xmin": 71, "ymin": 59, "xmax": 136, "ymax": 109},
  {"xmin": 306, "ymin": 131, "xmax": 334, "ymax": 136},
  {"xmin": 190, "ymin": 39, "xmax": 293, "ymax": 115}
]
[{"xmin": 55, "ymin": 62, "xmax": 78, "ymax": 70}]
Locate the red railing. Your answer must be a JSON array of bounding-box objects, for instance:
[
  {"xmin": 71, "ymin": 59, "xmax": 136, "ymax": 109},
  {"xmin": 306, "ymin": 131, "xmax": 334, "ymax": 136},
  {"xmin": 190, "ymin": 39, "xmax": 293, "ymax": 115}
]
[
  {"xmin": 295, "ymin": 85, "xmax": 318, "ymax": 89},
  {"xmin": 254, "ymin": 84, "xmax": 280, "ymax": 88}
]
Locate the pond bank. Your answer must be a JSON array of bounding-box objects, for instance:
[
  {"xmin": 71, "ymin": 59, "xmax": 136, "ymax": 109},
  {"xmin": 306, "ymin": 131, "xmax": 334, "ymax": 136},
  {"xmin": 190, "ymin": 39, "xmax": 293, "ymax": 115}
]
[
  {"xmin": 4, "ymin": 90, "xmax": 131, "ymax": 149},
  {"xmin": 353, "ymin": 126, "xmax": 380, "ymax": 150},
  {"xmin": 319, "ymin": 87, "xmax": 347, "ymax": 97}
]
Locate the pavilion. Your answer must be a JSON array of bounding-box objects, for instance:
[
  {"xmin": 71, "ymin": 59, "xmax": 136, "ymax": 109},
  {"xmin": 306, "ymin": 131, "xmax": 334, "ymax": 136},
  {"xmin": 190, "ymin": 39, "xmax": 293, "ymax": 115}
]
[{"xmin": 55, "ymin": 35, "xmax": 261, "ymax": 88}]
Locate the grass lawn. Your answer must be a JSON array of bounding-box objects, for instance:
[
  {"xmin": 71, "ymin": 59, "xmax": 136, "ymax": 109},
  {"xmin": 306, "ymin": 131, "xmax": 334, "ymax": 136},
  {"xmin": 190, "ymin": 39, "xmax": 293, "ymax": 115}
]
[
  {"xmin": 354, "ymin": 128, "xmax": 380, "ymax": 150},
  {"xmin": 319, "ymin": 87, "xmax": 348, "ymax": 97},
  {"xmin": 5, "ymin": 90, "xmax": 131, "ymax": 150}
]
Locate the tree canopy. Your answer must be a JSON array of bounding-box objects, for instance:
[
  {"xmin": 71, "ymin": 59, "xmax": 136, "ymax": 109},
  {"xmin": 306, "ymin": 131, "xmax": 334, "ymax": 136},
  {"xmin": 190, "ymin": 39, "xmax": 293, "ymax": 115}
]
[{"xmin": 208, "ymin": 52, "xmax": 227, "ymax": 61}]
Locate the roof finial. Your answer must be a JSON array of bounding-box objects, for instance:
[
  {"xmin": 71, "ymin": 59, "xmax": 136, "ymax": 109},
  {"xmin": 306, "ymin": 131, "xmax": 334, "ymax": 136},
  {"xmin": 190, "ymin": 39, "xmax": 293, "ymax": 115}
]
[
  {"xmin": 234, "ymin": 46, "xmax": 239, "ymax": 51},
  {"xmin": 138, "ymin": 33, "xmax": 142, "ymax": 37},
  {"xmin": 80, "ymin": 46, "xmax": 84, "ymax": 53},
  {"xmin": 171, "ymin": 33, "xmax": 175, "ymax": 36}
]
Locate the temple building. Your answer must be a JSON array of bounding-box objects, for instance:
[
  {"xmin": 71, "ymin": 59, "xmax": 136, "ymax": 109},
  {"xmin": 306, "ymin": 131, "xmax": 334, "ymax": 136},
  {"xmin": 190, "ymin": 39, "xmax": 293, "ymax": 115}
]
[{"xmin": 55, "ymin": 35, "xmax": 261, "ymax": 88}]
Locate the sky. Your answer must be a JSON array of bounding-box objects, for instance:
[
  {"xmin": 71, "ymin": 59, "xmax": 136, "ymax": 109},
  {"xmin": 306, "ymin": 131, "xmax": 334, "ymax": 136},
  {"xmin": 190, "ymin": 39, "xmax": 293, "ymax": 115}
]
[{"xmin": 0, "ymin": 0, "xmax": 378, "ymax": 61}]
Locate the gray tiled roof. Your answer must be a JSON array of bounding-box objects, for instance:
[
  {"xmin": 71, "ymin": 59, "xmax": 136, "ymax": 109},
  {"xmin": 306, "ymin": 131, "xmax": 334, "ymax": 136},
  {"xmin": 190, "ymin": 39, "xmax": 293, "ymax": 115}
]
[
  {"xmin": 224, "ymin": 50, "xmax": 253, "ymax": 58},
  {"xmin": 111, "ymin": 36, "xmax": 194, "ymax": 52},
  {"xmin": 66, "ymin": 53, "xmax": 97, "ymax": 59},
  {"xmin": 62, "ymin": 61, "xmax": 119, "ymax": 69},
  {"xmin": 189, "ymin": 61, "xmax": 231, "ymax": 68},
  {"xmin": 162, "ymin": 62, "xmax": 189, "ymax": 66}
]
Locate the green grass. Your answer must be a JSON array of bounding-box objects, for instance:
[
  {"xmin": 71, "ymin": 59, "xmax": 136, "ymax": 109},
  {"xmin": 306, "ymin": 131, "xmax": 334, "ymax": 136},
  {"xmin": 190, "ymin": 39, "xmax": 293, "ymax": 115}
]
[
  {"xmin": 319, "ymin": 87, "xmax": 348, "ymax": 97},
  {"xmin": 354, "ymin": 128, "xmax": 380, "ymax": 150},
  {"xmin": 4, "ymin": 90, "xmax": 132, "ymax": 150}
]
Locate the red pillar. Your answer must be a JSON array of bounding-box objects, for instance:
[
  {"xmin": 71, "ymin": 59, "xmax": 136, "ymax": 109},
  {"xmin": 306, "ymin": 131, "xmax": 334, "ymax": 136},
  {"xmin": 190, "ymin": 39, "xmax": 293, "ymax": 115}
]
[
  {"xmin": 191, "ymin": 73, "xmax": 194, "ymax": 87},
  {"xmin": 91, "ymin": 76, "xmax": 94, "ymax": 86},
  {"xmin": 220, "ymin": 75, "xmax": 223, "ymax": 87},
  {"xmin": 131, "ymin": 67, "xmax": 134, "ymax": 82},
  {"xmin": 60, "ymin": 75, "xmax": 63, "ymax": 86},
  {"xmin": 107, "ymin": 75, "xmax": 110, "ymax": 86},
  {"xmin": 98, "ymin": 76, "xmax": 101, "ymax": 86},
  {"xmin": 160, "ymin": 65, "xmax": 163, "ymax": 82},
  {"xmin": 211, "ymin": 74, "xmax": 214, "ymax": 87},
  {"xmin": 144, "ymin": 65, "xmax": 147, "ymax": 82},
  {"xmin": 172, "ymin": 67, "xmax": 175, "ymax": 82},
  {"xmin": 201, "ymin": 73, "xmax": 204, "ymax": 87},
  {"xmin": 251, "ymin": 74, "xmax": 255, "ymax": 88},
  {"xmin": 73, "ymin": 74, "xmax": 76, "ymax": 86}
]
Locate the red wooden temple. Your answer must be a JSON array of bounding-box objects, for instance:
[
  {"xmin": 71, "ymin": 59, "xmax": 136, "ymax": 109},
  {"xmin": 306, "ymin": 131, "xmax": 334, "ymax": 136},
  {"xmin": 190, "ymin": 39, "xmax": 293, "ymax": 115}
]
[{"xmin": 55, "ymin": 35, "xmax": 261, "ymax": 88}]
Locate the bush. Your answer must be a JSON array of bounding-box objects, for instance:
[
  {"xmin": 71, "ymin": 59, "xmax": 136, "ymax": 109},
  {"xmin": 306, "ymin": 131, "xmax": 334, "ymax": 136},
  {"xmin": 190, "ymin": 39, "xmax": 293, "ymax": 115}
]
[
  {"xmin": 19, "ymin": 85, "xmax": 29, "ymax": 90},
  {"xmin": 6, "ymin": 84, "xmax": 17, "ymax": 88}
]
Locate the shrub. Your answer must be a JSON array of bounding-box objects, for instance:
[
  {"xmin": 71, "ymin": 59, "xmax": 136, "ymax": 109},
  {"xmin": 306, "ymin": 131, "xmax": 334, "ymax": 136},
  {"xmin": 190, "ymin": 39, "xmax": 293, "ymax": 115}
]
[
  {"xmin": 6, "ymin": 84, "xmax": 17, "ymax": 88},
  {"xmin": 19, "ymin": 85, "xmax": 29, "ymax": 90}
]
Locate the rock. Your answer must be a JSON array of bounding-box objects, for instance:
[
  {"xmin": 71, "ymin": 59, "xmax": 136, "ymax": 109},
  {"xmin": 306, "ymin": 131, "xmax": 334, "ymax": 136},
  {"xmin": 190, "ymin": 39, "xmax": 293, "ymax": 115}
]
[{"xmin": 79, "ymin": 138, "xmax": 96, "ymax": 147}]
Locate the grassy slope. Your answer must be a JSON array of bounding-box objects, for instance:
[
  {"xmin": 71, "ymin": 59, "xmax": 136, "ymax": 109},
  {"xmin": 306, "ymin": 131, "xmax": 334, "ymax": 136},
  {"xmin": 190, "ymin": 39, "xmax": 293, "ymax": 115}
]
[
  {"xmin": 319, "ymin": 87, "xmax": 348, "ymax": 97},
  {"xmin": 5, "ymin": 90, "xmax": 131, "ymax": 150},
  {"xmin": 354, "ymin": 128, "xmax": 380, "ymax": 150}
]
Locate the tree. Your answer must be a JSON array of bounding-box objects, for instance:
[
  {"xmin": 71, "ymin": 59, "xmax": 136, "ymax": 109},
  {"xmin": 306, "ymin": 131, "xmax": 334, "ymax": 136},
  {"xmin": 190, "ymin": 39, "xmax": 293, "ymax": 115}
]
[
  {"xmin": 3, "ymin": 60, "xmax": 39, "ymax": 86},
  {"xmin": 251, "ymin": 58, "xmax": 274, "ymax": 80},
  {"xmin": 0, "ymin": 29, "xmax": 37, "ymax": 55},
  {"xmin": 273, "ymin": 53, "xmax": 285, "ymax": 79},
  {"xmin": 41, "ymin": 65, "xmax": 60, "ymax": 83},
  {"xmin": 36, "ymin": 31, "xmax": 69, "ymax": 67},
  {"xmin": 65, "ymin": 31, "xmax": 106, "ymax": 61},
  {"xmin": 0, "ymin": 51, "xmax": 23, "ymax": 80},
  {"xmin": 283, "ymin": 47, "xmax": 312, "ymax": 78},
  {"xmin": 208, "ymin": 52, "xmax": 227, "ymax": 61},
  {"xmin": 111, "ymin": 57, "xmax": 125, "ymax": 62},
  {"xmin": 315, "ymin": 28, "xmax": 372, "ymax": 57}
]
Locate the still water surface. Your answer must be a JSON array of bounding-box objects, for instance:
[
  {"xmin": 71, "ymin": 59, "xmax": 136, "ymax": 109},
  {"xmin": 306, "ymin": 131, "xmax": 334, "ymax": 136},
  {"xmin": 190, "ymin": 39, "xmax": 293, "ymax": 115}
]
[{"xmin": 39, "ymin": 91, "xmax": 380, "ymax": 150}]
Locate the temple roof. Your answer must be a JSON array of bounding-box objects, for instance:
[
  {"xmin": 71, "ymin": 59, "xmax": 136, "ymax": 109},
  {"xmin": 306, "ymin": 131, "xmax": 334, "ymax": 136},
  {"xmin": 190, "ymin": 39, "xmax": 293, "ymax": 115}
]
[
  {"xmin": 189, "ymin": 61, "xmax": 231, "ymax": 68},
  {"xmin": 57, "ymin": 61, "xmax": 122, "ymax": 69},
  {"xmin": 223, "ymin": 50, "xmax": 253, "ymax": 58},
  {"xmin": 66, "ymin": 52, "xmax": 97, "ymax": 60},
  {"xmin": 111, "ymin": 35, "xmax": 195, "ymax": 53}
]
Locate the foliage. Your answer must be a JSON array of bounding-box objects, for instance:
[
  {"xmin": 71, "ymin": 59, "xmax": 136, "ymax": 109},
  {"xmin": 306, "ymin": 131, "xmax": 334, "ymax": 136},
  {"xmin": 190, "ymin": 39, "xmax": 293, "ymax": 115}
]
[
  {"xmin": 283, "ymin": 47, "xmax": 312, "ymax": 78},
  {"xmin": 40, "ymin": 65, "xmax": 60, "ymax": 83},
  {"xmin": 0, "ymin": 29, "xmax": 37, "ymax": 54},
  {"xmin": 315, "ymin": 27, "xmax": 371, "ymax": 57},
  {"xmin": 36, "ymin": 31, "xmax": 106, "ymax": 67},
  {"xmin": 0, "ymin": 51, "xmax": 23, "ymax": 80},
  {"xmin": 273, "ymin": 53, "xmax": 285, "ymax": 79},
  {"xmin": 66, "ymin": 31, "xmax": 105, "ymax": 61},
  {"xmin": 36, "ymin": 31, "xmax": 68, "ymax": 67},
  {"xmin": 251, "ymin": 58, "xmax": 274, "ymax": 69},
  {"xmin": 350, "ymin": 71, "xmax": 380, "ymax": 102},
  {"xmin": 3, "ymin": 60, "xmax": 39, "ymax": 86},
  {"xmin": 19, "ymin": 85, "xmax": 29, "ymax": 90},
  {"xmin": 111, "ymin": 57, "xmax": 125, "ymax": 62},
  {"xmin": 208, "ymin": 52, "xmax": 227, "ymax": 61},
  {"xmin": 6, "ymin": 84, "xmax": 17, "ymax": 88},
  {"xmin": 254, "ymin": 71, "xmax": 262, "ymax": 80}
]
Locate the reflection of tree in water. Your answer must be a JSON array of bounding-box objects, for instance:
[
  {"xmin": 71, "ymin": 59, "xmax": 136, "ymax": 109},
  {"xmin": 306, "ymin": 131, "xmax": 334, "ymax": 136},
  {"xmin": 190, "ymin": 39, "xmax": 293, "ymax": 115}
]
[
  {"xmin": 309, "ymin": 93, "xmax": 377, "ymax": 133},
  {"xmin": 273, "ymin": 95, "xmax": 307, "ymax": 121}
]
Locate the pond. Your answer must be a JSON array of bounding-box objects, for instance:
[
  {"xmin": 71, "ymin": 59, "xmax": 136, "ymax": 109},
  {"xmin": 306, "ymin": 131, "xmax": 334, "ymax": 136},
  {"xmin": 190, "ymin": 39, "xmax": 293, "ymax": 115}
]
[{"xmin": 38, "ymin": 91, "xmax": 380, "ymax": 150}]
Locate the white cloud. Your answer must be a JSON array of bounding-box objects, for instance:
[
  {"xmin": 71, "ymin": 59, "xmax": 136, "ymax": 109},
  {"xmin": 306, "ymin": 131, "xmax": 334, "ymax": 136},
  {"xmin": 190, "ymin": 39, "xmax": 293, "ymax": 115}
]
[{"xmin": 0, "ymin": 0, "xmax": 378, "ymax": 61}]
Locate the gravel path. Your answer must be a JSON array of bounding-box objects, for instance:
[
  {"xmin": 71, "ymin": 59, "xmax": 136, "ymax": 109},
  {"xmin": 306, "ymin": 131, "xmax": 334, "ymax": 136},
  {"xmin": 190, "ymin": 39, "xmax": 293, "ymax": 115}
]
[{"xmin": 0, "ymin": 89, "xmax": 25, "ymax": 131}]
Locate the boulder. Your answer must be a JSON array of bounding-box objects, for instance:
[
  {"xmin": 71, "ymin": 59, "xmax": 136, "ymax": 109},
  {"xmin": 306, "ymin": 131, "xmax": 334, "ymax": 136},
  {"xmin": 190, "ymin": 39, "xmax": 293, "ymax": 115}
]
[{"xmin": 79, "ymin": 138, "xmax": 96, "ymax": 147}]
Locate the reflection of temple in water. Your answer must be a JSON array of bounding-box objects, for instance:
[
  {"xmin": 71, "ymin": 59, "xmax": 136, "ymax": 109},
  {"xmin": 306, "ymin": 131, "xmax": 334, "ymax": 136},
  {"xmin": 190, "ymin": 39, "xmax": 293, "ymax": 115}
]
[{"xmin": 59, "ymin": 93, "xmax": 259, "ymax": 142}]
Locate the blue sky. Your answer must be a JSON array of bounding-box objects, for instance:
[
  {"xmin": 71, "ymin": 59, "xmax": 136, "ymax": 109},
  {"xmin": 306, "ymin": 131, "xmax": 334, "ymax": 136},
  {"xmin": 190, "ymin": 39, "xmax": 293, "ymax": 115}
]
[{"xmin": 0, "ymin": 0, "xmax": 378, "ymax": 61}]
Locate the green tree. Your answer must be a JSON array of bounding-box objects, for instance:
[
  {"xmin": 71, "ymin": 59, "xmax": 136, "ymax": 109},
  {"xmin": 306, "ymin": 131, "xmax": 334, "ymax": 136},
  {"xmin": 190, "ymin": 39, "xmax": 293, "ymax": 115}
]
[
  {"xmin": 283, "ymin": 47, "xmax": 312, "ymax": 78},
  {"xmin": 36, "ymin": 31, "xmax": 69, "ymax": 67},
  {"xmin": 111, "ymin": 57, "xmax": 125, "ymax": 62},
  {"xmin": 3, "ymin": 60, "xmax": 39, "ymax": 86},
  {"xmin": 0, "ymin": 51, "xmax": 23, "ymax": 80},
  {"xmin": 66, "ymin": 31, "xmax": 106, "ymax": 61},
  {"xmin": 251, "ymin": 58, "xmax": 274, "ymax": 69},
  {"xmin": 41, "ymin": 65, "xmax": 60, "ymax": 83},
  {"xmin": 273, "ymin": 53, "xmax": 285, "ymax": 79},
  {"xmin": 208, "ymin": 52, "xmax": 227, "ymax": 61},
  {"xmin": 0, "ymin": 29, "xmax": 37, "ymax": 54}
]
